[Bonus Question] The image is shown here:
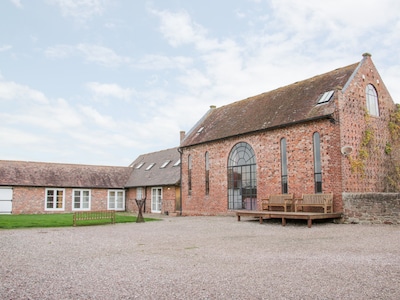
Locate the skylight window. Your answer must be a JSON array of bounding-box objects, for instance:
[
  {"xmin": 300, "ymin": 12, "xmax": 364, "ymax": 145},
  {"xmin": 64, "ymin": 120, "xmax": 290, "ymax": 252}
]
[
  {"xmin": 135, "ymin": 162, "xmax": 145, "ymax": 169},
  {"xmin": 173, "ymin": 159, "xmax": 181, "ymax": 167},
  {"xmin": 145, "ymin": 163, "xmax": 155, "ymax": 171},
  {"xmin": 160, "ymin": 160, "xmax": 171, "ymax": 168},
  {"xmin": 197, "ymin": 127, "xmax": 204, "ymax": 134},
  {"xmin": 318, "ymin": 90, "xmax": 334, "ymax": 104}
]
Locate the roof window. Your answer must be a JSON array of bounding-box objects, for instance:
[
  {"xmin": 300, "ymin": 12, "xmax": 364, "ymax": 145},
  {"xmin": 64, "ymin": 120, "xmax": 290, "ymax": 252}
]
[
  {"xmin": 160, "ymin": 160, "xmax": 171, "ymax": 168},
  {"xmin": 145, "ymin": 163, "xmax": 155, "ymax": 171},
  {"xmin": 135, "ymin": 162, "xmax": 145, "ymax": 169},
  {"xmin": 173, "ymin": 159, "xmax": 181, "ymax": 167},
  {"xmin": 317, "ymin": 90, "xmax": 334, "ymax": 104}
]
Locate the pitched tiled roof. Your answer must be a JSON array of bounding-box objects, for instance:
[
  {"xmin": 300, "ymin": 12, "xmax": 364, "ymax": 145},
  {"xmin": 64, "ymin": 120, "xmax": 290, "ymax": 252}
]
[
  {"xmin": 180, "ymin": 62, "xmax": 360, "ymax": 147},
  {"xmin": 0, "ymin": 160, "xmax": 132, "ymax": 188},
  {"xmin": 125, "ymin": 147, "xmax": 180, "ymax": 187}
]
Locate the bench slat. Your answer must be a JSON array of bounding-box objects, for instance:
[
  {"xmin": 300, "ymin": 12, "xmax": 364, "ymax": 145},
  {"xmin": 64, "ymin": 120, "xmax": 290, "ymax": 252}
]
[
  {"xmin": 262, "ymin": 194, "xmax": 294, "ymax": 212},
  {"xmin": 295, "ymin": 193, "xmax": 333, "ymax": 213}
]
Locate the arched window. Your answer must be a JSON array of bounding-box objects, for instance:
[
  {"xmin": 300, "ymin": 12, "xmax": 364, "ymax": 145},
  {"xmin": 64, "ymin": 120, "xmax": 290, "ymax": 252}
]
[
  {"xmin": 188, "ymin": 155, "xmax": 192, "ymax": 195},
  {"xmin": 313, "ymin": 132, "xmax": 322, "ymax": 193},
  {"xmin": 227, "ymin": 142, "xmax": 257, "ymax": 210},
  {"xmin": 366, "ymin": 84, "xmax": 379, "ymax": 116},
  {"xmin": 205, "ymin": 152, "xmax": 210, "ymax": 195},
  {"xmin": 280, "ymin": 138, "xmax": 288, "ymax": 193}
]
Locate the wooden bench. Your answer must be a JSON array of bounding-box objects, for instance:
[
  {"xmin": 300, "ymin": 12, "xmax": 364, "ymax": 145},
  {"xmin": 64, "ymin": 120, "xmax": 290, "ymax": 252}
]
[
  {"xmin": 262, "ymin": 194, "xmax": 294, "ymax": 212},
  {"xmin": 73, "ymin": 210, "xmax": 116, "ymax": 226},
  {"xmin": 295, "ymin": 193, "xmax": 333, "ymax": 213}
]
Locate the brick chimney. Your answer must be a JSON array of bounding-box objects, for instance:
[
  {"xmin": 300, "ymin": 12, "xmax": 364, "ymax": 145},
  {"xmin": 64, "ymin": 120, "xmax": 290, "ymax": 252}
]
[{"xmin": 180, "ymin": 131, "xmax": 186, "ymax": 142}]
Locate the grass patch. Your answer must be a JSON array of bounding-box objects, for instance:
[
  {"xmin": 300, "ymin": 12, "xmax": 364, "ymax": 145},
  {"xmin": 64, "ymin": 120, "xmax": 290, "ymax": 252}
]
[{"xmin": 0, "ymin": 213, "xmax": 159, "ymax": 229}]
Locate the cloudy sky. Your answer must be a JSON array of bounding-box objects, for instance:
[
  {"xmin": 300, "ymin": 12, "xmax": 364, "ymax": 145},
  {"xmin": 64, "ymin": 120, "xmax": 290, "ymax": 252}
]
[{"xmin": 1, "ymin": 0, "xmax": 399, "ymax": 166}]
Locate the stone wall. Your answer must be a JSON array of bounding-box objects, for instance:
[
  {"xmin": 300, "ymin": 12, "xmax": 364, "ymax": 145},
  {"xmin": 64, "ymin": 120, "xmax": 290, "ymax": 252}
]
[{"xmin": 343, "ymin": 192, "xmax": 400, "ymax": 224}]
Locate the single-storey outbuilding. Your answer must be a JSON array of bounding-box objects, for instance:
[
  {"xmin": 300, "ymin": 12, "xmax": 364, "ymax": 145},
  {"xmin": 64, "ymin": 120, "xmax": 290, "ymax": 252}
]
[{"xmin": 0, "ymin": 148, "xmax": 181, "ymax": 215}]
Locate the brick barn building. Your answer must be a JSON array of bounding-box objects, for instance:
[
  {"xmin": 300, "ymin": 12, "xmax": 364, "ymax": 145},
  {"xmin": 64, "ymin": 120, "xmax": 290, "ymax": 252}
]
[{"xmin": 179, "ymin": 53, "xmax": 398, "ymax": 216}]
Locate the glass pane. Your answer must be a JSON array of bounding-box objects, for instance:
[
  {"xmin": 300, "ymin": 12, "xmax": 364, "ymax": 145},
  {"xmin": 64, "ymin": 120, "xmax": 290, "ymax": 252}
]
[{"xmin": 56, "ymin": 190, "xmax": 63, "ymax": 208}]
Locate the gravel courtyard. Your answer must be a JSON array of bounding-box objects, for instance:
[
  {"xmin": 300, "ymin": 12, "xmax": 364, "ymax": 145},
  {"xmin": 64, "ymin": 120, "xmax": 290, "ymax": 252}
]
[{"xmin": 1, "ymin": 215, "xmax": 399, "ymax": 300}]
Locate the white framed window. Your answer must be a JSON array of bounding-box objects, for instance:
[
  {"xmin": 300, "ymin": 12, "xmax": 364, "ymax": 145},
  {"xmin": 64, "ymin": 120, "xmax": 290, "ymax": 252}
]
[
  {"xmin": 45, "ymin": 188, "xmax": 65, "ymax": 211},
  {"xmin": 108, "ymin": 190, "xmax": 125, "ymax": 211},
  {"xmin": 136, "ymin": 187, "xmax": 144, "ymax": 200},
  {"xmin": 72, "ymin": 189, "xmax": 91, "ymax": 210},
  {"xmin": 318, "ymin": 90, "xmax": 334, "ymax": 104},
  {"xmin": 366, "ymin": 84, "xmax": 379, "ymax": 116}
]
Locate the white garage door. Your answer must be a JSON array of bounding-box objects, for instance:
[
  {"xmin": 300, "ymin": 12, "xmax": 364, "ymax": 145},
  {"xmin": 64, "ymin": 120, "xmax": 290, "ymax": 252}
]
[{"xmin": 0, "ymin": 187, "xmax": 13, "ymax": 214}]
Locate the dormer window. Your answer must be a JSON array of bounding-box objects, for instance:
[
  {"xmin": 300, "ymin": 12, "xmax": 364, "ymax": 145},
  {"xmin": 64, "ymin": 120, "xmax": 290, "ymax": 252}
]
[
  {"xmin": 160, "ymin": 160, "xmax": 171, "ymax": 168},
  {"xmin": 366, "ymin": 84, "xmax": 379, "ymax": 116},
  {"xmin": 317, "ymin": 90, "xmax": 334, "ymax": 104},
  {"xmin": 145, "ymin": 163, "xmax": 155, "ymax": 171}
]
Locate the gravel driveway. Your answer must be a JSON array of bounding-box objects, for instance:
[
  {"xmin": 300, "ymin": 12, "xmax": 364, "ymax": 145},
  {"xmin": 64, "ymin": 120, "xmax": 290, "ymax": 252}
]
[{"xmin": 1, "ymin": 215, "xmax": 399, "ymax": 300}]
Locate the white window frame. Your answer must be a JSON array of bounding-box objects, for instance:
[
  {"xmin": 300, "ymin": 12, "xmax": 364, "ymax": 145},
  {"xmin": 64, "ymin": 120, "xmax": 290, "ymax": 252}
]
[
  {"xmin": 160, "ymin": 160, "xmax": 171, "ymax": 168},
  {"xmin": 45, "ymin": 188, "xmax": 65, "ymax": 211},
  {"xmin": 108, "ymin": 190, "xmax": 125, "ymax": 211},
  {"xmin": 146, "ymin": 163, "xmax": 155, "ymax": 170},
  {"xmin": 151, "ymin": 187, "xmax": 162, "ymax": 213},
  {"xmin": 136, "ymin": 187, "xmax": 144, "ymax": 200},
  {"xmin": 72, "ymin": 189, "xmax": 91, "ymax": 211}
]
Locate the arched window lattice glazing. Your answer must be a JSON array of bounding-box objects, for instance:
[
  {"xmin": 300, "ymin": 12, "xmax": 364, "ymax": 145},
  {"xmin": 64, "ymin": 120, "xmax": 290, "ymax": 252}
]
[{"xmin": 227, "ymin": 142, "xmax": 257, "ymax": 210}]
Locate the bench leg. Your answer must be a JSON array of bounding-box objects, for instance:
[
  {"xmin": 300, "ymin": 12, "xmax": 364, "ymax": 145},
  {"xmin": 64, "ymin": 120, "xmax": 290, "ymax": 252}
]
[
  {"xmin": 307, "ymin": 219, "xmax": 312, "ymax": 228},
  {"xmin": 259, "ymin": 217, "xmax": 263, "ymax": 224},
  {"xmin": 282, "ymin": 218, "xmax": 286, "ymax": 226},
  {"xmin": 237, "ymin": 215, "xmax": 241, "ymax": 222}
]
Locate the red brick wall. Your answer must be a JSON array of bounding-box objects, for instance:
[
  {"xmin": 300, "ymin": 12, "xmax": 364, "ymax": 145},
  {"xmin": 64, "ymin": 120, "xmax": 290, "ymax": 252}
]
[
  {"xmin": 339, "ymin": 55, "xmax": 396, "ymax": 193},
  {"xmin": 12, "ymin": 187, "xmax": 119, "ymax": 214},
  {"xmin": 181, "ymin": 119, "xmax": 342, "ymax": 215},
  {"xmin": 126, "ymin": 186, "xmax": 178, "ymax": 214}
]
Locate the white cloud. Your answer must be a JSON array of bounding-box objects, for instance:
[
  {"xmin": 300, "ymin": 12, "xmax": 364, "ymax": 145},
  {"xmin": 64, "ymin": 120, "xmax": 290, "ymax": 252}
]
[
  {"xmin": 78, "ymin": 105, "xmax": 116, "ymax": 129},
  {"xmin": 150, "ymin": 9, "xmax": 223, "ymax": 52},
  {"xmin": 45, "ymin": 43, "xmax": 130, "ymax": 67},
  {"xmin": 151, "ymin": 9, "xmax": 206, "ymax": 47},
  {"xmin": 45, "ymin": 45, "xmax": 72, "ymax": 59},
  {"xmin": 135, "ymin": 54, "xmax": 192, "ymax": 70},
  {"xmin": 86, "ymin": 82, "xmax": 135, "ymax": 101},
  {"xmin": 76, "ymin": 43, "xmax": 130, "ymax": 66},
  {"xmin": 0, "ymin": 80, "xmax": 48, "ymax": 104},
  {"xmin": 47, "ymin": 0, "xmax": 108, "ymax": 22},
  {"xmin": 10, "ymin": 0, "xmax": 23, "ymax": 8},
  {"xmin": 0, "ymin": 45, "xmax": 12, "ymax": 52}
]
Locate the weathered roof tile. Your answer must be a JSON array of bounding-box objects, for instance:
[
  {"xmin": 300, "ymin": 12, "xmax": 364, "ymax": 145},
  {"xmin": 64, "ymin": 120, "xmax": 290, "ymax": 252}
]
[
  {"xmin": 181, "ymin": 62, "xmax": 359, "ymax": 147},
  {"xmin": 125, "ymin": 147, "xmax": 180, "ymax": 187},
  {"xmin": 0, "ymin": 160, "xmax": 132, "ymax": 188}
]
